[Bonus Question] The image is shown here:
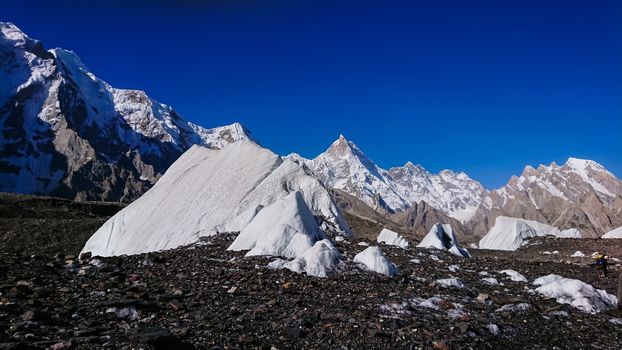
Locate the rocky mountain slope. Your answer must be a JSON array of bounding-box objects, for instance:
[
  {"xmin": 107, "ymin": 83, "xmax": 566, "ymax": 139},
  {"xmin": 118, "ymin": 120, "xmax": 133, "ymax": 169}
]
[
  {"xmin": 0, "ymin": 22, "xmax": 251, "ymax": 202},
  {"xmin": 481, "ymin": 159, "xmax": 622, "ymax": 237}
]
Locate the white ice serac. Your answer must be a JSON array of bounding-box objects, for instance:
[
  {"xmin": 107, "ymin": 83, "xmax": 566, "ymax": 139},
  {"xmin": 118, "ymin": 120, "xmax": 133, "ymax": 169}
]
[
  {"xmin": 81, "ymin": 140, "xmax": 351, "ymax": 257},
  {"xmin": 479, "ymin": 216, "xmax": 581, "ymax": 251},
  {"xmin": 417, "ymin": 223, "xmax": 470, "ymax": 258}
]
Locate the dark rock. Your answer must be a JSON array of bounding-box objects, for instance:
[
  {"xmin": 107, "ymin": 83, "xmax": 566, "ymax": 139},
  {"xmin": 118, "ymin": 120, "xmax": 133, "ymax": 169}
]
[
  {"xmin": 285, "ymin": 326, "xmax": 302, "ymax": 339},
  {"xmin": 168, "ymin": 299, "xmax": 184, "ymax": 311}
]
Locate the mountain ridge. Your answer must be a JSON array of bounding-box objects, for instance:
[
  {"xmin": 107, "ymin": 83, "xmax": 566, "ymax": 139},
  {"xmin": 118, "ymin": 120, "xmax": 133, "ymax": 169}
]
[
  {"xmin": 0, "ymin": 22, "xmax": 253, "ymax": 202},
  {"xmin": 2, "ymin": 22, "xmax": 621, "ymax": 238},
  {"xmin": 290, "ymin": 134, "xmax": 622, "ymax": 237}
]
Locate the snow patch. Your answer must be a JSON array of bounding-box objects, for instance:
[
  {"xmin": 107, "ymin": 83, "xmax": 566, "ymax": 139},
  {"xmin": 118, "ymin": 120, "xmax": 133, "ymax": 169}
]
[
  {"xmin": 495, "ymin": 303, "xmax": 532, "ymax": 313},
  {"xmin": 498, "ymin": 269, "xmax": 528, "ymax": 282},
  {"xmin": 482, "ymin": 277, "xmax": 500, "ymax": 286},
  {"xmin": 435, "ymin": 278, "xmax": 464, "ymax": 289},
  {"xmin": 533, "ymin": 274, "xmax": 618, "ymax": 314}
]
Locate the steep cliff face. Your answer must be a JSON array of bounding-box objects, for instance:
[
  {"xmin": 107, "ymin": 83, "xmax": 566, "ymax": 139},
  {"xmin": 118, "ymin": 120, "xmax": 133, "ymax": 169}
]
[{"xmin": 0, "ymin": 22, "xmax": 252, "ymax": 202}]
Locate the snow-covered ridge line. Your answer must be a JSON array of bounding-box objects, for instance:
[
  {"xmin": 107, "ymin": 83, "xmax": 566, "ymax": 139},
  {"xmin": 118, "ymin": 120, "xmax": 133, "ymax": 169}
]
[
  {"xmin": 291, "ymin": 132, "xmax": 622, "ymax": 226},
  {"xmin": 289, "ymin": 135, "xmax": 489, "ymax": 222},
  {"xmin": 0, "ymin": 22, "xmax": 254, "ymax": 202}
]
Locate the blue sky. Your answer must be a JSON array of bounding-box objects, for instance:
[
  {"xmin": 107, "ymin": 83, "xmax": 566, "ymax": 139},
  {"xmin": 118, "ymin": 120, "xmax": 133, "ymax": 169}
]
[{"xmin": 5, "ymin": 0, "xmax": 621, "ymax": 188}]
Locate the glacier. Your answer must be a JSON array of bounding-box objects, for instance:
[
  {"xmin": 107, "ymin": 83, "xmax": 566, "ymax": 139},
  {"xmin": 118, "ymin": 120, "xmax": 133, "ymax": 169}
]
[{"xmin": 81, "ymin": 140, "xmax": 350, "ymax": 257}]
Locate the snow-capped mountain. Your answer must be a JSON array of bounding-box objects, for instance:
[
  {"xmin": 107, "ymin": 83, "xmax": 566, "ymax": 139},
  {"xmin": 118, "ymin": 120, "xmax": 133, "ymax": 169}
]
[
  {"xmin": 492, "ymin": 158, "xmax": 622, "ymax": 208},
  {"xmin": 0, "ymin": 22, "xmax": 251, "ymax": 202},
  {"xmin": 481, "ymin": 158, "xmax": 622, "ymax": 238},
  {"xmin": 290, "ymin": 135, "xmax": 622, "ymax": 238},
  {"xmin": 289, "ymin": 135, "xmax": 488, "ymax": 223}
]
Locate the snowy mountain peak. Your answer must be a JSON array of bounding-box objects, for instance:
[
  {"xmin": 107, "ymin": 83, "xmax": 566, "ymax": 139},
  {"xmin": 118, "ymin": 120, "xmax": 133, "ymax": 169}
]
[
  {"xmin": 0, "ymin": 23, "xmax": 253, "ymax": 202},
  {"xmin": 0, "ymin": 22, "xmax": 53, "ymax": 62},
  {"xmin": 304, "ymin": 135, "xmax": 489, "ymax": 222},
  {"xmin": 402, "ymin": 161, "xmax": 427, "ymax": 173},
  {"xmin": 564, "ymin": 157, "xmax": 607, "ymax": 172},
  {"xmin": 0, "ymin": 22, "xmax": 30, "ymax": 43},
  {"xmin": 326, "ymin": 134, "xmax": 358, "ymax": 157},
  {"xmin": 498, "ymin": 157, "xmax": 622, "ymax": 230}
]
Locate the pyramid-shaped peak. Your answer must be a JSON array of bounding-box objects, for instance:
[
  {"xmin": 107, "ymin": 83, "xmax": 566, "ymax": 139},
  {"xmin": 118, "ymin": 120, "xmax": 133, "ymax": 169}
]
[{"xmin": 326, "ymin": 134, "xmax": 359, "ymax": 156}]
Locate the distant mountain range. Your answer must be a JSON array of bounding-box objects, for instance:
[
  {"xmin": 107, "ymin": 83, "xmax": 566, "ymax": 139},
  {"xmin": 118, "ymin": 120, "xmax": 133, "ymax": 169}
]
[
  {"xmin": 290, "ymin": 136, "xmax": 622, "ymax": 237},
  {"xmin": 1, "ymin": 22, "xmax": 621, "ymax": 237}
]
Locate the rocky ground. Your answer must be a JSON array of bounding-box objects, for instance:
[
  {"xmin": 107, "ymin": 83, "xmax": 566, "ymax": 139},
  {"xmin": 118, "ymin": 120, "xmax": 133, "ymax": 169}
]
[
  {"xmin": 0, "ymin": 193, "xmax": 123, "ymax": 256},
  {"xmin": 2, "ymin": 193, "xmax": 622, "ymax": 349},
  {"xmin": 1, "ymin": 233, "xmax": 622, "ymax": 349}
]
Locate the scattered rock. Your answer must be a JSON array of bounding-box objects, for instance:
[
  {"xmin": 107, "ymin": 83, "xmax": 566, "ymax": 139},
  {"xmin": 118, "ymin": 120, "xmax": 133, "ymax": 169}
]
[{"xmin": 168, "ymin": 299, "xmax": 184, "ymax": 311}]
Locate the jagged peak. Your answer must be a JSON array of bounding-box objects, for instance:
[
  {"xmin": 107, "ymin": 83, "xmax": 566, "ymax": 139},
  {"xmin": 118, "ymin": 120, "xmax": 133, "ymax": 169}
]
[
  {"xmin": 227, "ymin": 122, "xmax": 251, "ymax": 136},
  {"xmin": 326, "ymin": 134, "xmax": 359, "ymax": 156},
  {"xmin": 439, "ymin": 168, "xmax": 469, "ymax": 179},
  {"xmin": 0, "ymin": 22, "xmax": 54, "ymax": 60},
  {"xmin": 520, "ymin": 164, "xmax": 538, "ymax": 177},
  {"xmin": 0, "ymin": 22, "xmax": 29, "ymax": 42},
  {"xmin": 207, "ymin": 122, "xmax": 255, "ymax": 143},
  {"xmin": 403, "ymin": 161, "xmax": 426, "ymax": 172}
]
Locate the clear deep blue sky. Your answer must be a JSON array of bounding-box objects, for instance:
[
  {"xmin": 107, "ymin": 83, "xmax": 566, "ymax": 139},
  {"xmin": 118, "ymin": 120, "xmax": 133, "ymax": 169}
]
[{"xmin": 5, "ymin": 0, "xmax": 621, "ymax": 188}]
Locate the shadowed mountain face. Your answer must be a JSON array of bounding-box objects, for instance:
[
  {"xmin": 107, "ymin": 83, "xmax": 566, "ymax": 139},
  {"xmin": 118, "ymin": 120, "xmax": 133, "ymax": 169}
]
[{"xmin": 0, "ymin": 22, "xmax": 252, "ymax": 202}]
